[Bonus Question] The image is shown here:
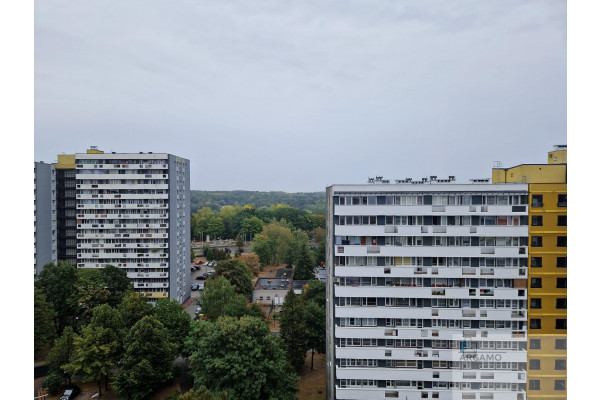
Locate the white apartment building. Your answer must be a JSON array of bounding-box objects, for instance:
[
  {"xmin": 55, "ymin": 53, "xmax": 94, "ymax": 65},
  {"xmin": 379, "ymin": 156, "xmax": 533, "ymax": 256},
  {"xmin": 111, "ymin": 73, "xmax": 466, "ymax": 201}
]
[
  {"xmin": 34, "ymin": 161, "xmax": 57, "ymax": 276},
  {"xmin": 75, "ymin": 149, "xmax": 190, "ymax": 304},
  {"xmin": 326, "ymin": 181, "xmax": 529, "ymax": 400}
]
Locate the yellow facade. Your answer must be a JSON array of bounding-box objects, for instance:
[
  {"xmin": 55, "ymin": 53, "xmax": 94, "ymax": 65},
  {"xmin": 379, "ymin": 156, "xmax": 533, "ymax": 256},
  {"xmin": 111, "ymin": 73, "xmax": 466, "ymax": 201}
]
[
  {"xmin": 55, "ymin": 154, "xmax": 75, "ymax": 169},
  {"xmin": 492, "ymin": 151, "xmax": 567, "ymax": 400}
]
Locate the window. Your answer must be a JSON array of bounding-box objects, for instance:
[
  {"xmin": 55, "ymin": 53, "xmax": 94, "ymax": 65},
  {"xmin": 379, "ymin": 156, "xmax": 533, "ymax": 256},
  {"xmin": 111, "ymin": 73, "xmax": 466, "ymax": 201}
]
[
  {"xmin": 555, "ymin": 359, "xmax": 566, "ymax": 370},
  {"xmin": 557, "ymin": 236, "xmax": 567, "ymax": 247},
  {"xmin": 531, "ymin": 216, "xmax": 543, "ymax": 226},
  {"xmin": 530, "ymin": 319, "xmax": 541, "ymax": 329},
  {"xmin": 554, "ymin": 380, "xmax": 566, "ymax": 390},
  {"xmin": 556, "ymin": 298, "xmax": 567, "ymax": 309},
  {"xmin": 557, "ymin": 215, "xmax": 567, "ymax": 226},
  {"xmin": 555, "ymin": 339, "xmax": 566, "ymax": 349},
  {"xmin": 556, "ymin": 278, "xmax": 567, "ymax": 288},
  {"xmin": 532, "ymin": 195, "xmax": 544, "ymax": 207},
  {"xmin": 529, "ymin": 359, "xmax": 541, "ymax": 370},
  {"xmin": 556, "ymin": 257, "xmax": 567, "ymax": 268},
  {"xmin": 531, "ymin": 278, "xmax": 542, "ymax": 288},
  {"xmin": 530, "ymin": 339, "xmax": 541, "ymax": 349},
  {"xmin": 531, "ymin": 236, "xmax": 543, "ymax": 247},
  {"xmin": 529, "ymin": 380, "xmax": 541, "ymax": 390},
  {"xmin": 555, "ymin": 319, "xmax": 567, "ymax": 330},
  {"xmin": 557, "ymin": 194, "xmax": 567, "ymax": 207},
  {"xmin": 531, "ymin": 257, "xmax": 542, "ymax": 268},
  {"xmin": 530, "ymin": 298, "xmax": 542, "ymax": 309}
]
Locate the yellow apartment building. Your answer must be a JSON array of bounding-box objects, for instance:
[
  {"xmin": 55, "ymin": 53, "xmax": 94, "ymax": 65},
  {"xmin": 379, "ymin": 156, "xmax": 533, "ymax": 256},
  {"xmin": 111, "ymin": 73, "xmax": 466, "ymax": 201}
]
[{"xmin": 493, "ymin": 145, "xmax": 567, "ymax": 400}]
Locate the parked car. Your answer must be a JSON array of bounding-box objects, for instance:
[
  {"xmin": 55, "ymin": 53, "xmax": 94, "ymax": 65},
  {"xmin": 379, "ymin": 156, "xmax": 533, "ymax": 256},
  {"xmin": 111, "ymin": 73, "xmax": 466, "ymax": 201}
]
[
  {"xmin": 60, "ymin": 385, "xmax": 81, "ymax": 400},
  {"xmin": 213, "ymin": 263, "xmax": 218, "ymax": 267},
  {"xmin": 197, "ymin": 283, "xmax": 205, "ymax": 290},
  {"xmin": 196, "ymin": 275, "xmax": 205, "ymax": 280},
  {"xmin": 205, "ymin": 262, "xmax": 212, "ymax": 267},
  {"xmin": 191, "ymin": 283, "xmax": 200, "ymax": 290},
  {"xmin": 195, "ymin": 260, "xmax": 203, "ymax": 265},
  {"xmin": 195, "ymin": 307, "xmax": 202, "ymax": 315},
  {"xmin": 207, "ymin": 270, "xmax": 216, "ymax": 275},
  {"xmin": 191, "ymin": 266, "xmax": 197, "ymax": 271}
]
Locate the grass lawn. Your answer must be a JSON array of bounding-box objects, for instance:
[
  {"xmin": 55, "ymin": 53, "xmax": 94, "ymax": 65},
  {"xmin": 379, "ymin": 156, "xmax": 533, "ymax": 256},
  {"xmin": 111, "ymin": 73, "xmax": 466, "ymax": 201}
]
[{"xmin": 297, "ymin": 351, "xmax": 326, "ymax": 400}]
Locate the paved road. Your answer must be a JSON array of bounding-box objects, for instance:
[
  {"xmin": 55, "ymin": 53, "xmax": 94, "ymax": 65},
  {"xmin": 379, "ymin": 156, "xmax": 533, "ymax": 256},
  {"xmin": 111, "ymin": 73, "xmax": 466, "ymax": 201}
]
[{"xmin": 186, "ymin": 262, "xmax": 215, "ymax": 318}]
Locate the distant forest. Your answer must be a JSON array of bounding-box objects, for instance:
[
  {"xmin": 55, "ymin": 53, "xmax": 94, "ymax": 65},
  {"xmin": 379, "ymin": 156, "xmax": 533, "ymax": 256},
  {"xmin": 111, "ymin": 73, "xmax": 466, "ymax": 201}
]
[{"xmin": 190, "ymin": 191, "xmax": 326, "ymax": 214}]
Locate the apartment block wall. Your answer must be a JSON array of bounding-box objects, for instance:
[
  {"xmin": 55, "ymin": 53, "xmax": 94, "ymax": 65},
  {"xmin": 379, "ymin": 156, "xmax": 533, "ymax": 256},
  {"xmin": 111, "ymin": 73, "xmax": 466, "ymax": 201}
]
[
  {"xmin": 34, "ymin": 162, "xmax": 57, "ymax": 276},
  {"xmin": 326, "ymin": 183, "xmax": 530, "ymax": 400}
]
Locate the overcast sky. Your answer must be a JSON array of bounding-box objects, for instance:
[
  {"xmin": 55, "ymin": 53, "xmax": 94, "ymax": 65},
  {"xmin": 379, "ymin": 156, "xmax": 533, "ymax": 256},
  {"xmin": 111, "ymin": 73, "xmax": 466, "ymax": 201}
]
[{"xmin": 34, "ymin": 0, "xmax": 566, "ymax": 192}]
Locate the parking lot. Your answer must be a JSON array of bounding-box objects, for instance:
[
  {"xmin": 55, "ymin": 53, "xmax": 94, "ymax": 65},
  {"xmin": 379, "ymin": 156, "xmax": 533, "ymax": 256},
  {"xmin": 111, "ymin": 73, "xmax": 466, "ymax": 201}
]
[{"xmin": 185, "ymin": 260, "xmax": 216, "ymax": 318}]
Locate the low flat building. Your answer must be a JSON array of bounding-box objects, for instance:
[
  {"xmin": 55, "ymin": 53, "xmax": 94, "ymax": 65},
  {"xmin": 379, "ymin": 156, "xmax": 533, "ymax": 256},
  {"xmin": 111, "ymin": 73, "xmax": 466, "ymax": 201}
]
[{"xmin": 252, "ymin": 278, "xmax": 292, "ymax": 309}]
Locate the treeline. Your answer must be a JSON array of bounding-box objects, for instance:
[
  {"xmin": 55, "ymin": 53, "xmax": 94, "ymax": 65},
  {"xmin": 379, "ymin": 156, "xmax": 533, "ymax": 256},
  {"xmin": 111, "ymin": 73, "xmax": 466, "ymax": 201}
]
[
  {"xmin": 191, "ymin": 204, "xmax": 325, "ymax": 242},
  {"xmin": 190, "ymin": 191, "xmax": 326, "ymax": 214},
  {"xmin": 35, "ymin": 258, "xmax": 318, "ymax": 399}
]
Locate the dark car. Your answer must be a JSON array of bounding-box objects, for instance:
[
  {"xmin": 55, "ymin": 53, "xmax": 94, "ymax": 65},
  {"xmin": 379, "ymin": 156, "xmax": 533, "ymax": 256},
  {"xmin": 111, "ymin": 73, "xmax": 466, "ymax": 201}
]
[
  {"xmin": 60, "ymin": 385, "xmax": 81, "ymax": 400},
  {"xmin": 196, "ymin": 275, "xmax": 206, "ymax": 280}
]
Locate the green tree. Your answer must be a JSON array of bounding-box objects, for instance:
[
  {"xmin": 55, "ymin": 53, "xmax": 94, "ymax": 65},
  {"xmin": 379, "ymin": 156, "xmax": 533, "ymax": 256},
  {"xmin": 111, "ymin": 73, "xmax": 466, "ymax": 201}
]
[
  {"xmin": 153, "ymin": 298, "xmax": 192, "ymax": 356},
  {"xmin": 34, "ymin": 285, "xmax": 57, "ymax": 359},
  {"xmin": 177, "ymin": 386, "xmax": 231, "ymax": 400},
  {"xmin": 279, "ymin": 289, "xmax": 308, "ymax": 372},
  {"xmin": 75, "ymin": 269, "xmax": 110, "ymax": 319},
  {"xmin": 239, "ymin": 253, "xmax": 261, "ymax": 276},
  {"xmin": 304, "ymin": 301, "xmax": 326, "ymax": 370},
  {"xmin": 234, "ymin": 234, "xmax": 244, "ymax": 253},
  {"xmin": 64, "ymin": 324, "xmax": 118, "ymax": 397},
  {"xmin": 251, "ymin": 234, "xmax": 272, "ymax": 267},
  {"xmin": 189, "ymin": 316, "xmax": 298, "ymax": 400},
  {"xmin": 293, "ymin": 245, "xmax": 315, "ymax": 280},
  {"xmin": 46, "ymin": 326, "xmax": 76, "ymax": 385},
  {"xmin": 118, "ymin": 291, "xmax": 153, "ymax": 328},
  {"xmin": 197, "ymin": 276, "xmax": 249, "ymax": 321},
  {"xmin": 113, "ymin": 316, "xmax": 176, "ymax": 400},
  {"xmin": 38, "ymin": 261, "xmax": 79, "ymax": 333},
  {"xmin": 240, "ymin": 216, "xmax": 263, "ymax": 240},
  {"xmin": 261, "ymin": 221, "xmax": 293, "ymax": 265},
  {"xmin": 214, "ymin": 259, "xmax": 253, "ymax": 299},
  {"xmin": 301, "ymin": 280, "xmax": 326, "ymax": 308},
  {"xmin": 102, "ymin": 265, "xmax": 133, "ymax": 307}
]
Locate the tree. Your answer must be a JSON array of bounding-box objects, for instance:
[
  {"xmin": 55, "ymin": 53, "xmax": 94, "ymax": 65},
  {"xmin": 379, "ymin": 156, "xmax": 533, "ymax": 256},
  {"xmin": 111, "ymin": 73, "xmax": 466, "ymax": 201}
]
[
  {"xmin": 102, "ymin": 265, "xmax": 132, "ymax": 307},
  {"xmin": 251, "ymin": 234, "xmax": 272, "ymax": 267},
  {"xmin": 239, "ymin": 253, "xmax": 260, "ymax": 276},
  {"xmin": 38, "ymin": 261, "xmax": 79, "ymax": 333},
  {"xmin": 75, "ymin": 269, "xmax": 110, "ymax": 319},
  {"xmin": 304, "ymin": 301, "xmax": 326, "ymax": 370},
  {"xmin": 240, "ymin": 216, "xmax": 263, "ymax": 240},
  {"xmin": 234, "ymin": 234, "xmax": 244, "ymax": 253},
  {"xmin": 113, "ymin": 316, "xmax": 176, "ymax": 400},
  {"xmin": 293, "ymin": 245, "xmax": 315, "ymax": 280},
  {"xmin": 46, "ymin": 326, "xmax": 76, "ymax": 385},
  {"xmin": 189, "ymin": 316, "xmax": 298, "ymax": 400},
  {"xmin": 197, "ymin": 276, "xmax": 249, "ymax": 321},
  {"xmin": 64, "ymin": 324, "xmax": 118, "ymax": 397},
  {"xmin": 153, "ymin": 298, "xmax": 192, "ymax": 356},
  {"xmin": 176, "ymin": 386, "xmax": 231, "ymax": 400},
  {"xmin": 301, "ymin": 280, "xmax": 326, "ymax": 308},
  {"xmin": 279, "ymin": 289, "xmax": 308, "ymax": 372},
  {"xmin": 118, "ymin": 291, "xmax": 153, "ymax": 328},
  {"xmin": 260, "ymin": 221, "xmax": 293, "ymax": 265},
  {"xmin": 214, "ymin": 259, "xmax": 253, "ymax": 299},
  {"xmin": 34, "ymin": 286, "xmax": 57, "ymax": 359}
]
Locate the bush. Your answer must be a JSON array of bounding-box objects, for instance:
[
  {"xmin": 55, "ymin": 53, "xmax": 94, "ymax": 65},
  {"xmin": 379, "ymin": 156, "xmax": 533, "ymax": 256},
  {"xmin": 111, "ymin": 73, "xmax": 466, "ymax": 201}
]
[{"xmin": 40, "ymin": 372, "xmax": 64, "ymax": 395}]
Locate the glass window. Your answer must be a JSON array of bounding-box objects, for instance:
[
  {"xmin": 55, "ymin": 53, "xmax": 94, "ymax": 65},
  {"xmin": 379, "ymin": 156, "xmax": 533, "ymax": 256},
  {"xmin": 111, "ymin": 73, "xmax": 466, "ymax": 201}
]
[
  {"xmin": 555, "ymin": 359, "xmax": 566, "ymax": 370},
  {"xmin": 557, "ymin": 215, "xmax": 567, "ymax": 226},
  {"xmin": 531, "ymin": 257, "xmax": 542, "ymax": 268},
  {"xmin": 530, "ymin": 339, "xmax": 541, "ymax": 349},
  {"xmin": 556, "ymin": 257, "xmax": 567, "ymax": 268},
  {"xmin": 531, "ymin": 236, "xmax": 543, "ymax": 247},
  {"xmin": 531, "ymin": 278, "xmax": 542, "ymax": 288},
  {"xmin": 529, "ymin": 380, "xmax": 541, "ymax": 390},
  {"xmin": 555, "ymin": 319, "xmax": 567, "ymax": 330},
  {"xmin": 557, "ymin": 194, "xmax": 567, "ymax": 207},
  {"xmin": 556, "ymin": 278, "xmax": 567, "ymax": 288},
  {"xmin": 554, "ymin": 380, "xmax": 566, "ymax": 390},
  {"xmin": 529, "ymin": 359, "xmax": 541, "ymax": 370},
  {"xmin": 530, "ymin": 298, "xmax": 542, "ymax": 309},
  {"xmin": 557, "ymin": 236, "xmax": 567, "ymax": 247},
  {"xmin": 555, "ymin": 339, "xmax": 566, "ymax": 350},
  {"xmin": 530, "ymin": 319, "xmax": 541, "ymax": 329},
  {"xmin": 531, "ymin": 195, "xmax": 543, "ymax": 207},
  {"xmin": 556, "ymin": 298, "xmax": 567, "ymax": 309},
  {"xmin": 531, "ymin": 216, "xmax": 543, "ymax": 226}
]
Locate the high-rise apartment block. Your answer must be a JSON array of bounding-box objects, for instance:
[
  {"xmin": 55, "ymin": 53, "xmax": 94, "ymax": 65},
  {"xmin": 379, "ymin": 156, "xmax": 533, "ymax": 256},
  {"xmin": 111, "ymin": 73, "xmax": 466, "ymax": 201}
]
[
  {"xmin": 35, "ymin": 147, "xmax": 191, "ymax": 304},
  {"xmin": 493, "ymin": 145, "xmax": 567, "ymax": 400},
  {"xmin": 326, "ymin": 181, "xmax": 530, "ymax": 400},
  {"xmin": 34, "ymin": 161, "xmax": 57, "ymax": 276}
]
